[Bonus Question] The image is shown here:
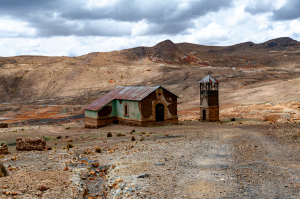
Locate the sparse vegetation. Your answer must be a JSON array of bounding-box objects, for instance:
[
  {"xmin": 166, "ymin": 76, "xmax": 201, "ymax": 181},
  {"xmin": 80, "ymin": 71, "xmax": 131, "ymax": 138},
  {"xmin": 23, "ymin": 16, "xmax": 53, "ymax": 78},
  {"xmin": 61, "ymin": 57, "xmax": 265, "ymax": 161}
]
[
  {"xmin": 117, "ymin": 133, "xmax": 123, "ymax": 137},
  {"xmin": 56, "ymin": 136, "xmax": 62, "ymax": 139},
  {"xmin": 140, "ymin": 137, "xmax": 145, "ymax": 141},
  {"xmin": 65, "ymin": 127, "xmax": 70, "ymax": 130},
  {"xmin": 66, "ymin": 143, "xmax": 74, "ymax": 150},
  {"xmin": 6, "ymin": 141, "xmax": 16, "ymax": 146},
  {"xmin": 94, "ymin": 147, "xmax": 102, "ymax": 153},
  {"xmin": 131, "ymin": 136, "xmax": 136, "ymax": 141},
  {"xmin": 107, "ymin": 132, "xmax": 112, "ymax": 137},
  {"xmin": 67, "ymin": 139, "xmax": 73, "ymax": 143}
]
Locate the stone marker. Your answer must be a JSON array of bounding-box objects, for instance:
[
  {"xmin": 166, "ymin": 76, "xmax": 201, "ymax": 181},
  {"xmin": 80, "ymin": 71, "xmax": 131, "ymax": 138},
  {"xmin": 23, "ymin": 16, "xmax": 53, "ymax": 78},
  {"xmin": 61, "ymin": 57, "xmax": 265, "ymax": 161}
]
[
  {"xmin": 16, "ymin": 137, "xmax": 49, "ymax": 151},
  {"xmin": 0, "ymin": 143, "xmax": 10, "ymax": 154}
]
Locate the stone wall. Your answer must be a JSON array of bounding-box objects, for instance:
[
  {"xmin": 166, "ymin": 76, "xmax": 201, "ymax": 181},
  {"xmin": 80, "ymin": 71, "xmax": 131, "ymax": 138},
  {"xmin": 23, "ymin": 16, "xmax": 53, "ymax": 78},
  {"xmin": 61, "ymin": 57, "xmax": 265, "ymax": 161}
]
[{"xmin": 16, "ymin": 137, "xmax": 47, "ymax": 151}]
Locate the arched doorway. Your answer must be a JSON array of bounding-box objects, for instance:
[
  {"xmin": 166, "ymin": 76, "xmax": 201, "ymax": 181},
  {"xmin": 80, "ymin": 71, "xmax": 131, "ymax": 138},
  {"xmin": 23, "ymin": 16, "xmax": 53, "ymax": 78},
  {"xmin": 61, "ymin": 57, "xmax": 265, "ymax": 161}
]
[
  {"xmin": 203, "ymin": 109, "xmax": 206, "ymax": 121},
  {"xmin": 155, "ymin": 103, "xmax": 165, "ymax": 122}
]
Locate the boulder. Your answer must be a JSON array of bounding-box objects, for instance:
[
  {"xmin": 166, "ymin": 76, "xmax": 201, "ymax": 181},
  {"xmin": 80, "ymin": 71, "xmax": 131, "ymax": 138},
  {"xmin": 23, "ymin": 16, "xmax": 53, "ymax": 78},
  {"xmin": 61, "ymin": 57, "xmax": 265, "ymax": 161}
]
[
  {"xmin": 16, "ymin": 137, "xmax": 48, "ymax": 151},
  {"xmin": 0, "ymin": 162, "xmax": 9, "ymax": 177},
  {"xmin": 0, "ymin": 143, "xmax": 10, "ymax": 154},
  {"xmin": 0, "ymin": 123, "xmax": 8, "ymax": 128}
]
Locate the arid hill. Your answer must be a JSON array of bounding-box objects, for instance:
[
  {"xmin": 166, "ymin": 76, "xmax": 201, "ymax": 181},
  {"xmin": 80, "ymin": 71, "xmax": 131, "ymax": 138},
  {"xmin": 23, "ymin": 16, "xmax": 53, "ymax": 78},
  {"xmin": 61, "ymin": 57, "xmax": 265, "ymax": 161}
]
[{"xmin": 0, "ymin": 37, "xmax": 300, "ymax": 107}]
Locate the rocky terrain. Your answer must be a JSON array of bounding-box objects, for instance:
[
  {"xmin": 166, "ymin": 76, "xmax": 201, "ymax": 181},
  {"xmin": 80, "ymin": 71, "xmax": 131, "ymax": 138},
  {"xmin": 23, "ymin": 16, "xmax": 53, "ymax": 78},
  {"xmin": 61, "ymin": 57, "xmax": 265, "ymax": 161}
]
[
  {"xmin": 0, "ymin": 121, "xmax": 300, "ymax": 198},
  {"xmin": 1, "ymin": 37, "xmax": 300, "ymax": 198}
]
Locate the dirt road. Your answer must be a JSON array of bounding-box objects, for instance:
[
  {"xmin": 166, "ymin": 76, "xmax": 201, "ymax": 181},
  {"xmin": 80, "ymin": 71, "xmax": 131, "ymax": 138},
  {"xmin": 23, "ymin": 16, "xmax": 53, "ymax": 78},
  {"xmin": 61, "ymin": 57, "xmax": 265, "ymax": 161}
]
[
  {"xmin": 100, "ymin": 122, "xmax": 300, "ymax": 198},
  {"xmin": 1, "ymin": 122, "xmax": 299, "ymax": 198}
]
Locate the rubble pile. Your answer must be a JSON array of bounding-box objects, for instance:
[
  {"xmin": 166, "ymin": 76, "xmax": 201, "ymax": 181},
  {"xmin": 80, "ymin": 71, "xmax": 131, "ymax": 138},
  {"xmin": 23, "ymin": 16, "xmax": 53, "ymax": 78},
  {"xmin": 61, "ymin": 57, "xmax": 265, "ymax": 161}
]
[
  {"xmin": 16, "ymin": 137, "xmax": 50, "ymax": 151},
  {"xmin": 0, "ymin": 144, "xmax": 10, "ymax": 154}
]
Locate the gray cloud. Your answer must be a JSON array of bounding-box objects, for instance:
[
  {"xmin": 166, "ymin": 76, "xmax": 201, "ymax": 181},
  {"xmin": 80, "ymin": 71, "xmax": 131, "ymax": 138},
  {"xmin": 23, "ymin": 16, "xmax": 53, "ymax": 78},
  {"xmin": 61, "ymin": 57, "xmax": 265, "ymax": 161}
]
[
  {"xmin": 272, "ymin": 0, "xmax": 300, "ymax": 20},
  {"xmin": 245, "ymin": 1, "xmax": 273, "ymax": 14},
  {"xmin": 0, "ymin": 0, "xmax": 233, "ymax": 37},
  {"xmin": 245, "ymin": 0, "xmax": 300, "ymax": 21}
]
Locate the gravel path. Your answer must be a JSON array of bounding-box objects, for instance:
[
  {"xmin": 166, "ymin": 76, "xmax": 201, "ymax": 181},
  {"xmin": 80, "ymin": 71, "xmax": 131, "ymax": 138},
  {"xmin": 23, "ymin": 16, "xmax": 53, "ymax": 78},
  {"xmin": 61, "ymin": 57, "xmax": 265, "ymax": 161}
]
[{"xmin": 1, "ymin": 122, "xmax": 299, "ymax": 198}]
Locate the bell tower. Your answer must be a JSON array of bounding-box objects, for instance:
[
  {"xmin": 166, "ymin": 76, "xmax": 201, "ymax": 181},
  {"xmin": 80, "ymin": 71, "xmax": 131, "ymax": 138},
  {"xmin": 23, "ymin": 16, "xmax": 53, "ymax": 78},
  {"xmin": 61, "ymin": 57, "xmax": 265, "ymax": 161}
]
[{"xmin": 199, "ymin": 74, "xmax": 219, "ymax": 121}]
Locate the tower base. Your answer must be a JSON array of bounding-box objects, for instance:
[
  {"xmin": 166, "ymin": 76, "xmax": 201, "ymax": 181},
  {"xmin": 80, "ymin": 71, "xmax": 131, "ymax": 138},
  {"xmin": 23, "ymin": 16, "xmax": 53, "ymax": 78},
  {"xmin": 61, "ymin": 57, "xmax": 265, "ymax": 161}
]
[{"xmin": 200, "ymin": 106, "xmax": 219, "ymax": 122}]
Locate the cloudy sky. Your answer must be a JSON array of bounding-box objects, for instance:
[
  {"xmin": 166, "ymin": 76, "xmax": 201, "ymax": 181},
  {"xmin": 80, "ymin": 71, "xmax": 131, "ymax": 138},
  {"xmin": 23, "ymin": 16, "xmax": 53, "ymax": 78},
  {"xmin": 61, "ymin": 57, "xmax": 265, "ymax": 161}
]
[{"xmin": 0, "ymin": 0, "xmax": 300, "ymax": 57}]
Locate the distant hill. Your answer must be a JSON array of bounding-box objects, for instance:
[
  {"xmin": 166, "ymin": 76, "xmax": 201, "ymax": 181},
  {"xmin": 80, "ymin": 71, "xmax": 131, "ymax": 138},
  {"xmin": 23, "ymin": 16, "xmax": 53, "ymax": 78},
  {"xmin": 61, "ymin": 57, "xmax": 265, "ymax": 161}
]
[{"xmin": 0, "ymin": 37, "xmax": 300, "ymax": 105}]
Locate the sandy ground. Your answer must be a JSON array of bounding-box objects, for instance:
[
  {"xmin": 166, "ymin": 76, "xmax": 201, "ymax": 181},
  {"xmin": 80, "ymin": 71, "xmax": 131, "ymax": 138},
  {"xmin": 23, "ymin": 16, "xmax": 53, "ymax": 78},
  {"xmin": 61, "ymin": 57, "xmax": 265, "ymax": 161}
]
[{"xmin": 1, "ymin": 121, "xmax": 300, "ymax": 198}]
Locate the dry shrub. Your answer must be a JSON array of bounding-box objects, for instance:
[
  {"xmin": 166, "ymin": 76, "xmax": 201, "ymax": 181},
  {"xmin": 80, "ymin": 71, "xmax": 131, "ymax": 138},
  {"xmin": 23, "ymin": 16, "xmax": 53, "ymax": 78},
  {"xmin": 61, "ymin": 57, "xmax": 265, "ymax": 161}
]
[
  {"xmin": 95, "ymin": 147, "xmax": 102, "ymax": 153},
  {"xmin": 107, "ymin": 132, "xmax": 112, "ymax": 137},
  {"xmin": 0, "ymin": 155, "xmax": 4, "ymax": 159},
  {"xmin": 117, "ymin": 133, "xmax": 123, "ymax": 137},
  {"xmin": 131, "ymin": 136, "xmax": 136, "ymax": 141},
  {"xmin": 66, "ymin": 143, "xmax": 74, "ymax": 150},
  {"xmin": 103, "ymin": 140, "xmax": 107, "ymax": 143},
  {"xmin": 141, "ymin": 132, "xmax": 146, "ymax": 134},
  {"xmin": 140, "ymin": 137, "xmax": 145, "ymax": 141},
  {"xmin": 56, "ymin": 136, "xmax": 62, "ymax": 140},
  {"xmin": 146, "ymin": 134, "xmax": 150, "ymax": 137},
  {"xmin": 132, "ymin": 129, "xmax": 135, "ymax": 132},
  {"xmin": 67, "ymin": 139, "xmax": 73, "ymax": 143},
  {"xmin": 298, "ymin": 131, "xmax": 300, "ymax": 137},
  {"xmin": 54, "ymin": 142, "xmax": 57, "ymax": 145}
]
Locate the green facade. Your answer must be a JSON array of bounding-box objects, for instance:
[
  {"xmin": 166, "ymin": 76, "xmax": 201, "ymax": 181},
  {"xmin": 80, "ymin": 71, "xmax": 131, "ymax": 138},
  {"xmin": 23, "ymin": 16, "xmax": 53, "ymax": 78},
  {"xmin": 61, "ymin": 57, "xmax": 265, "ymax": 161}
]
[
  {"xmin": 115, "ymin": 100, "xmax": 141, "ymax": 120},
  {"xmin": 85, "ymin": 99, "xmax": 141, "ymax": 120},
  {"xmin": 85, "ymin": 109, "xmax": 98, "ymax": 119}
]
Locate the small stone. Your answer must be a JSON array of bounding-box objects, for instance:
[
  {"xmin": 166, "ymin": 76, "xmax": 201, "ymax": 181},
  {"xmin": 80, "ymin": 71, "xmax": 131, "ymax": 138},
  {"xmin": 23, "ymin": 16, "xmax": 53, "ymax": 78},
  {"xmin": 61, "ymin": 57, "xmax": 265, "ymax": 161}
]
[
  {"xmin": 38, "ymin": 185, "xmax": 48, "ymax": 191},
  {"xmin": 92, "ymin": 163, "xmax": 99, "ymax": 167},
  {"xmin": 11, "ymin": 192, "xmax": 18, "ymax": 196}
]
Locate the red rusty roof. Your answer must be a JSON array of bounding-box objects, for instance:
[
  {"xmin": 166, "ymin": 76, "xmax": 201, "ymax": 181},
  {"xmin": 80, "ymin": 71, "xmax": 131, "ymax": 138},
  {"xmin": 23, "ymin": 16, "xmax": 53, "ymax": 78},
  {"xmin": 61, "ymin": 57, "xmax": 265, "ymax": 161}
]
[
  {"xmin": 198, "ymin": 75, "xmax": 219, "ymax": 83},
  {"xmin": 85, "ymin": 86, "xmax": 177, "ymax": 111}
]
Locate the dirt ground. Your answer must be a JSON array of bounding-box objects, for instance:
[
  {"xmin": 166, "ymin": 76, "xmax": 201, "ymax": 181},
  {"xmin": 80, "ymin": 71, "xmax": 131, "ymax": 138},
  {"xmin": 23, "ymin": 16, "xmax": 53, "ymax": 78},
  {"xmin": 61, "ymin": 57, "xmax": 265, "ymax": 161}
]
[{"xmin": 1, "ymin": 120, "xmax": 300, "ymax": 198}]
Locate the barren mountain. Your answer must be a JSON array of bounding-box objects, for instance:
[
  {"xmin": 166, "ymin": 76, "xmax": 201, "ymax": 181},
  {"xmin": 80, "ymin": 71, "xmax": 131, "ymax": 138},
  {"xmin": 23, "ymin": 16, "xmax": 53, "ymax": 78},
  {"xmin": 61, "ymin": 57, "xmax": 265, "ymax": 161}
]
[{"xmin": 0, "ymin": 37, "xmax": 300, "ymax": 107}]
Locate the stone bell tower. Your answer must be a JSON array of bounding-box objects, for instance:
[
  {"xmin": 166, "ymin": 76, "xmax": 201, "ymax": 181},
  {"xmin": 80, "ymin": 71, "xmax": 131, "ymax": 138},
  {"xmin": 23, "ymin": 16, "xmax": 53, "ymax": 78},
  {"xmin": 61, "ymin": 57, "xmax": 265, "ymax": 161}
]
[{"xmin": 199, "ymin": 74, "xmax": 219, "ymax": 121}]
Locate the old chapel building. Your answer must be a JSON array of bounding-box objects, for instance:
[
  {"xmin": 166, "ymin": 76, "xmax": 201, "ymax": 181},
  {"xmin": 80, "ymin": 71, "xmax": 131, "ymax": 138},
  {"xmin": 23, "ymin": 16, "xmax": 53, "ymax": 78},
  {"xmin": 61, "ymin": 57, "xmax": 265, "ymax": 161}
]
[{"xmin": 84, "ymin": 86, "xmax": 178, "ymax": 128}]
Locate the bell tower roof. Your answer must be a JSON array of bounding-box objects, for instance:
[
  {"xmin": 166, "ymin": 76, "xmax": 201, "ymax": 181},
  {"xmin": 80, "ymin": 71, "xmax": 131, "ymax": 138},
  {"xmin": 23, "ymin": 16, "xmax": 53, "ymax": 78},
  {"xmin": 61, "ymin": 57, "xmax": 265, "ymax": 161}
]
[{"xmin": 198, "ymin": 75, "xmax": 219, "ymax": 83}]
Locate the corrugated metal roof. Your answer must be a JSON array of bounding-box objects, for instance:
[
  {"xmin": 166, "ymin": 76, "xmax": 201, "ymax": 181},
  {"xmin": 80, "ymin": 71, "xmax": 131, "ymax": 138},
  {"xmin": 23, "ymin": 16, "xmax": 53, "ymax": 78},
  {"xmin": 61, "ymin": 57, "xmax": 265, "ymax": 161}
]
[
  {"xmin": 85, "ymin": 86, "xmax": 168, "ymax": 111},
  {"xmin": 198, "ymin": 75, "xmax": 219, "ymax": 83}
]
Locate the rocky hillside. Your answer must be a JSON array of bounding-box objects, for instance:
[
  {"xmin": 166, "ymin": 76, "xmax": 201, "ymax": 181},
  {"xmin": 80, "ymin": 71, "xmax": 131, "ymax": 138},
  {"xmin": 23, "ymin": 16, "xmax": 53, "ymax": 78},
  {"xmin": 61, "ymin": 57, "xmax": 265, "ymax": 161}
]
[{"xmin": 0, "ymin": 37, "xmax": 300, "ymax": 105}]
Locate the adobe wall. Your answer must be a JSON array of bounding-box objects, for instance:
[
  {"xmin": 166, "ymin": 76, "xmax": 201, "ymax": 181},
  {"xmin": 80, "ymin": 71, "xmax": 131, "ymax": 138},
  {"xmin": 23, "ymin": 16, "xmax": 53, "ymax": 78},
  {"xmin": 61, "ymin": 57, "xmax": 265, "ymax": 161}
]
[
  {"xmin": 117, "ymin": 117, "xmax": 178, "ymax": 127},
  {"xmin": 140, "ymin": 88, "xmax": 178, "ymax": 123},
  {"xmin": 85, "ymin": 117, "xmax": 116, "ymax": 128},
  {"xmin": 115, "ymin": 100, "xmax": 141, "ymax": 120},
  {"xmin": 200, "ymin": 106, "xmax": 219, "ymax": 122}
]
